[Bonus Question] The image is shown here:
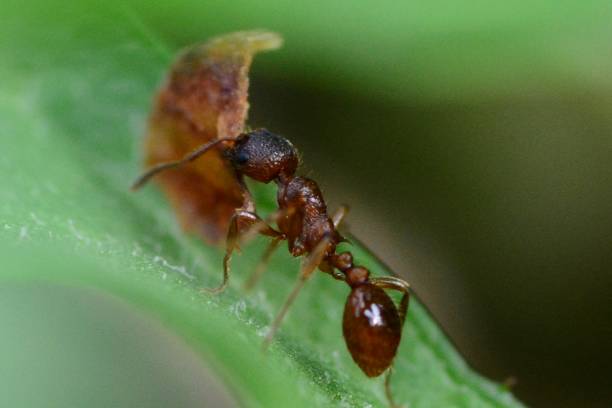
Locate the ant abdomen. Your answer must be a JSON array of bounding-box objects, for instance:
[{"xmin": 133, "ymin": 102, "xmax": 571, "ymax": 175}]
[{"xmin": 343, "ymin": 283, "xmax": 403, "ymax": 377}]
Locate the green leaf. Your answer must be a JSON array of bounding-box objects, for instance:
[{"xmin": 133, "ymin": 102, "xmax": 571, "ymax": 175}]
[{"xmin": 0, "ymin": 2, "xmax": 524, "ymax": 407}]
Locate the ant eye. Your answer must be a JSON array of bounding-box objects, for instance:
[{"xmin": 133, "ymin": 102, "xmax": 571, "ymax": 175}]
[{"xmin": 235, "ymin": 151, "xmax": 249, "ymax": 165}]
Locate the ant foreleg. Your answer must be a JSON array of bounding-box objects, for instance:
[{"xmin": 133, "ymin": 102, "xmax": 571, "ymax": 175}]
[
  {"xmin": 237, "ymin": 207, "xmax": 292, "ymax": 246},
  {"xmin": 203, "ymin": 210, "xmax": 281, "ymax": 294},
  {"xmin": 262, "ymin": 236, "xmax": 331, "ymax": 350}
]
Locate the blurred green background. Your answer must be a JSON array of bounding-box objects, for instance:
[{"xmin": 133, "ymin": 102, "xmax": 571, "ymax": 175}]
[
  {"xmin": 2, "ymin": 1, "xmax": 612, "ymax": 407},
  {"xmin": 0, "ymin": 284, "xmax": 237, "ymax": 407}
]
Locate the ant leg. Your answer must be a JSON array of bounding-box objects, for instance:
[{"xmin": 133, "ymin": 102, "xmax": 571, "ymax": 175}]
[
  {"xmin": 330, "ymin": 269, "xmax": 346, "ymax": 281},
  {"xmin": 203, "ymin": 210, "xmax": 281, "ymax": 294},
  {"xmin": 384, "ymin": 366, "xmax": 402, "ymax": 408},
  {"xmin": 241, "ymin": 208, "xmax": 297, "ymax": 291},
  {"xmin": 262, "ymin": 236, "xmax": 331, "ymax": 349},
  {"xmin": 243, "ymin": 236, "xmax": 283, "ymax": 291},
  {"xmin": 239, "ymin": 206, "xmax": 298, "ymax": 246},
  {"xmin": 370, "ymin": 276, "xmax": 410, "ymax": 408},
  {"xmin": 331, "ymin": 205, "xmax": 351, "ymax": 245},
  {"xmin": 236, "ymin": 207, "xmax": 289, "ymax": 246},
  {"xmin": 332, "ymin": 205, "xmax": 349, "ymax": 228},
  {"xmin": 369, "ymin": 276, "xmax": 411, "ymax": 324}
]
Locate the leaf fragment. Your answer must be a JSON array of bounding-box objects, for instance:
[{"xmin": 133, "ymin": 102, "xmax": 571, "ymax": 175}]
[{"xmin": 144, "ymin": 30, "xmax": 283, "ymax": 243}]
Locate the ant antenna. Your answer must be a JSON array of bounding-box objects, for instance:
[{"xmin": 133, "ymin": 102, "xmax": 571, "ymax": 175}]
[{"xmin": 131, "ymin": 137, "xmax": 235, "ymax": 191}]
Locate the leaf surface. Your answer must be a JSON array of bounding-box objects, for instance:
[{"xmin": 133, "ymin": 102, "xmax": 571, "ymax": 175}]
[{"xmin": 0, "ymin": 2, "xmax": 524, "ymax": 407}]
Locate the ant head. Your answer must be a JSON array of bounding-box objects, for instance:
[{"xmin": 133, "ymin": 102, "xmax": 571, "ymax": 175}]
[{"xmin": 229, "ymin": 129, "xmax": 299, "ymax": 183}]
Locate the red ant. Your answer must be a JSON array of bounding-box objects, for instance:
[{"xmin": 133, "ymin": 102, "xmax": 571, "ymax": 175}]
[{"xmin": 132, "ymin": 128, "xmax": 411, "ymax": 406}]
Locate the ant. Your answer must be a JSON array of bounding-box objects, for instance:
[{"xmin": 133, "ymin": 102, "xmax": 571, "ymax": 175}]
[{"xmin": 132, "ymin": 128, "xmax": 411, "ymax": 407}]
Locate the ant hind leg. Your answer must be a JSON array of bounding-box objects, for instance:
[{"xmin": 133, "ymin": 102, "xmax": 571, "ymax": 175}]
[
  {"xmin": 370, "ymin": 276, "xmax": 410, "ymax": 408},
  {"xmin": 384, "ymin": 366, "xmax": 403, "ymax": 408},
  {"xmin": 369, "ymin": 276, "xmax": 410, "ymax": 323}
]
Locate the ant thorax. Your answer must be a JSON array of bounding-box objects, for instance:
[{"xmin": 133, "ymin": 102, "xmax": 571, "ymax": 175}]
[{"xmin": 275, "ymin": 176, "xmax": 337, "ymax": 257}]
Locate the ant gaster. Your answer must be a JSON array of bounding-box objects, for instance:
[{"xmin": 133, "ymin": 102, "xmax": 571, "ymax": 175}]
[{"xmin": 132, "ymin": 128, "xmax": 411, "ymax": 405}]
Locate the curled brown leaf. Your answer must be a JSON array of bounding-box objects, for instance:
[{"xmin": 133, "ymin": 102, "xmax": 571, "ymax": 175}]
[{"xmin": 144, "ymin": 30, "xmax": 282, "ymax": 243}]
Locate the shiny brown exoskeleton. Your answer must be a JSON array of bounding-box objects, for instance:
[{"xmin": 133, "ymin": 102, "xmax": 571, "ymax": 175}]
[{"xmin": 132, "ymin": 128, "xmax": 411, "ymax": 407}]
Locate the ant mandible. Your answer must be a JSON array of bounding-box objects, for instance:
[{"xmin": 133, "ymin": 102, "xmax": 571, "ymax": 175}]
[{"xmin": 132, "ymin": 128, "xmax": 411, "ymax": 406}]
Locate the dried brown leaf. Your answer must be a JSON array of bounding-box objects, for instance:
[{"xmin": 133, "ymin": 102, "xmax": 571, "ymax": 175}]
[{"xmin": 144, "ymin": 30, "xmax": 282, "ymax": 242}]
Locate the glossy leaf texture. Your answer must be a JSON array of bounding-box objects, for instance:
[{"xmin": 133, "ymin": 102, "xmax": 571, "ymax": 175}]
[{"xmin": 0, "ymin": 2, "xmax": 524, "ymax": 407}]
